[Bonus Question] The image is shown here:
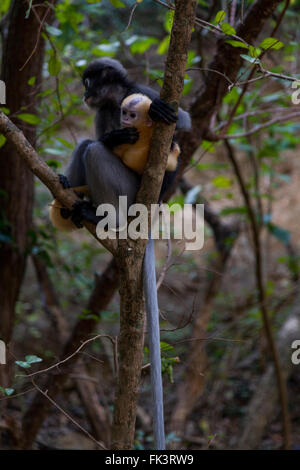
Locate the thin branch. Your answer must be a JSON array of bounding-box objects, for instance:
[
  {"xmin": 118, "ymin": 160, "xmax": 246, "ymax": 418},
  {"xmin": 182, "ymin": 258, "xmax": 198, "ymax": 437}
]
[
  {"xmin": 19, "ymin": 1, "xmax": 53, "ymax": 71},
  {"xmin": 17, "ymin": 334, "xmax": 115, "ymax": 378},
  {"xmin": 153, "ymin": 0, "xmax": 250, "ymax": 46},
  {"xmin": 31, "ymin": 378, "xmax": 107, "ymax": 450},
  {"xmin": 221, "ymin": 111, "xmax": 300, "ymax": 139},
  {"xmin": 221, "ymin": 0, "xmax": 291, "ymax": 135},
  {"xmin": 124, "ymin": 1, "xmax": 139, "ymax": 31}
]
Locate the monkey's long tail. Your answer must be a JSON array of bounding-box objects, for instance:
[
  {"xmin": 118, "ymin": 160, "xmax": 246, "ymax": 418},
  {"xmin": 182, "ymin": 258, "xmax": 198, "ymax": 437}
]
[{"xmin": 143, "ymin": 237, "xmax": 165, "ymax": 450}]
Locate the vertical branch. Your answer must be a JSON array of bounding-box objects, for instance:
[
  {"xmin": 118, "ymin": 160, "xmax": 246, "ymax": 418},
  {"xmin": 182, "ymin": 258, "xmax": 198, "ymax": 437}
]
[{"xmin": 111, "ymin": 0, "xmax": 197, "ymax": 450}]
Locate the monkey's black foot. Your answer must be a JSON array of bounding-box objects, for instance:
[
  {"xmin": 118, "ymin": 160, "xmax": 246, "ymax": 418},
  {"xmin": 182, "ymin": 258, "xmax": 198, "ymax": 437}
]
[
  {"xmin": 58, "ymin": 174, "xmax": 71, "ymax": 189},
  {"xmin": 101, "ymin": 128, "xmax": 139, "ymax": 149},
  {"xmin": 71, "ymin": 200, "xmax": 101, "ymax": 228},
  {"xmin": 149, "ymin": 98, "xmax": 178, "ymax": 125}
]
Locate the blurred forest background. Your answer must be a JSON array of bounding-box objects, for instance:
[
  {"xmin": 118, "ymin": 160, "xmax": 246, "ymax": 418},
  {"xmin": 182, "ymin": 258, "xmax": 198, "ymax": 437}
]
[{"xmin": 0, "ymin": 0, "xmax": 300, "ymax": 450}]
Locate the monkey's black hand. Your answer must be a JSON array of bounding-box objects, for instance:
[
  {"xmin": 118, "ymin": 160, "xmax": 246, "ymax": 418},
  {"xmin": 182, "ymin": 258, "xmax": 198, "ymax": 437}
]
[
  {"xmin": 100, "ymin": 128, "xmax": 139, "ymax": 149},
  {"xmin": 149, "ymin": 98, "xmax": 178, "ymax": 125},
  {"xmin": 58, "ymin": 174, "xmax": 71, "ymax": 189},
  {"xmin": 70, "ymin": 200, "xmax": 101, "ymax": 228}
]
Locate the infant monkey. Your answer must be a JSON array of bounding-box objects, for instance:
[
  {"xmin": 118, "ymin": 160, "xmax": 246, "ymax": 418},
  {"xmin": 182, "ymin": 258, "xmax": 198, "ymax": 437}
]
[{"xmin": 114, "ymin": 93, "xmax": 180, "ymax": 174}]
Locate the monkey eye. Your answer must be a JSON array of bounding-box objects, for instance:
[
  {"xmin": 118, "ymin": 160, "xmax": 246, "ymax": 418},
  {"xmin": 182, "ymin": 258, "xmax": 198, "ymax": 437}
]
[
  {"xmin": 84, "ymin": 78, "xmax": 90, "ymax": 88},
  {"xmin": 130, "ymin": 113, "xmax": 136, "ymax": 118}
]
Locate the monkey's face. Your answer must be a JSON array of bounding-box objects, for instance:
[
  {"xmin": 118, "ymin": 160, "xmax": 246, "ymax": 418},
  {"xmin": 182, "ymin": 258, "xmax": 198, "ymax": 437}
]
[
  {"xmin": 120, "ymin": 95, "xmax": 153, "ymax": 129},
  {"xmin": 121, "ymin": 106, "xmax": 140, "ymax": 128},
  {"xmin": 83, "ymin": 68, "xmax": 126, "ymax": 109}
]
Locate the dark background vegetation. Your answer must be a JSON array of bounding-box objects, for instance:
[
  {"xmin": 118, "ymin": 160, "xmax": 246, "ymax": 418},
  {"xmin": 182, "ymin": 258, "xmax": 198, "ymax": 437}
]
[{"xmin": 0, "ymin": 0, "xmax": 300, "ymax": 450}]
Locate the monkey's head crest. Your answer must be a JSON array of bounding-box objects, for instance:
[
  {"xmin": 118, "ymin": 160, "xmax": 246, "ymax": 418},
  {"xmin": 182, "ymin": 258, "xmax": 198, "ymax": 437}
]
[
  {"xmin": 82, "ymin": 58, "xmax": 131, "ymax": 108},
  {"xmin": 121, "ymin": 94, "xmax": 153, "ymax": 128},
  {"xmin": 122, "ymin": 93, "xmax": 152, "ymax": 109},
  {"xmin": 82, "ymin": 58, "xmax": 128, "ymax": 82}
]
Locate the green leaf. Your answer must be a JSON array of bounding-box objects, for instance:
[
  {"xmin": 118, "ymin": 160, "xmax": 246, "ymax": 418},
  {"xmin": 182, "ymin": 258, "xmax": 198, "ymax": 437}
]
[
  {"xmin": 182, "ymin": 77, "xmax": 193, "ymax": 96},
  {"xmin": 44, "ymin": 148, "xmax": 66, "ymax": 156},
  {"xmin": 212, "ymin": 175, "xmax": 232, "ymax": 189},
  {"xmin": 109, "ymin": 0, "xmax": 126, "ymax": 8},
  {"xmin": 160, "ymin": 342, "xmax": 174, "ymax": 352},
  {"xmin": 200, "ymin": 140, "xmax": 215, "ymax": 152},
  {"xmin": 45, "ymin": 24, "xmax": 62, "ymax": 36},
  {"xmin": 0, "ymin": 387, "xmax": 15, "ymax": 396},
  {"xmin": 25, "ymin": 0, "xmax": 33, "ymax": 18},
  {"xmin": 129, "ymin": 37, "xmax": 158, "ymax": 55},
  {"xmin": 25, "ymin": 355, "xmax": 42, "ymax": 364},
  {"xmin": 157, "ymin": 35, "xmax": 170, "ymax": 55},
  {"xmin": 46, "ymin": 159, "xmax": 61, "ymax": 170},
  {"xmin": 92, "ymin": 41, "xmax": 120, "ymax": 57},
  {"xmin": 15, "ymin": 361, "xmax": 31, "ymax": 369},
  {"xmin": 221, "ymin": 22, "xmax": 236, "ymax": 35},
  {"xmin": 226, "ymin": 40, "xmax": 249, "ymax": 49},
  {"xmin": 240, "ymin": 54, "xmax": 260, "ymax": 64},
  {"xmin": 0, "ymin": 0, "xmax": 10, "ymax": 15},
  {"xmin": 215, "ymin": 10, "xmax": 226, "ymax": 23},
  {"xmin": 164, "ymin": 10, "xmax": 174, "ymax": 34},
  {"xmin": 259, "ymin": 37, "xmax": 284, "ymax": 50},
  {"xmin": 73, "ymin": 39, "xmax": 91, "ymax": 51},
  {"xmin": 48, "ymin": 51, "xmax": 61, "ymax": 76},
  {"xmin": 17, "ymin": 113, "xmax": 41, "ymax": 125},
  {"xmin": 56, "ymin": 137, "xmax": 74, "ymax": 149},
  {"xmin": 266, "ymin": 223, "xmax": 290, "ymax": 245},
  {"xmin": 28, "ymin": 76, "xmax": 36, "ymax": 86},
  {"xmin": 220, "ymin": 206, "xmax": 247, "ymax": 216},
  {"xmin": 197, "ymin": 162, "xmax": 229, "ymax": 170},
  {"xmin": 249, "ymin": 45, "xmax": 261, "ymax": 58},
  {"xmin": 0, "ymin": 134, "xmax": 6, "ymax": 148}
]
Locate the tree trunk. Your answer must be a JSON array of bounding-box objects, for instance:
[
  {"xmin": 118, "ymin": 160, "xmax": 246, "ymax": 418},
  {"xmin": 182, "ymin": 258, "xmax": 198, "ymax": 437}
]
[{"xmin": 0, "ymin": 0, "xmax": 52, "ymax": 388}]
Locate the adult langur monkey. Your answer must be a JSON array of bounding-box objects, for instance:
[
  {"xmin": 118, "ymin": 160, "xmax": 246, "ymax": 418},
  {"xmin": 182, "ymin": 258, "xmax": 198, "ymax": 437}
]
[{"xmin": 51, "ymin": 58, "xmax": 191, "ymax": 449}]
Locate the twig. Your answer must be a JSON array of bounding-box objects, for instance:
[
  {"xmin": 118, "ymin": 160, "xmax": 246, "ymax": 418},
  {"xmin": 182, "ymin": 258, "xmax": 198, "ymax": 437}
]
[
  {"xmin": 221, "ymin": 111, "xmax": 300, "ymax": 139},
  {"xmin": 0, "ymin": 387, "xmax": 35, "ymax": 401},
  {"xmin": 220, "ymin": 0, "xmax": 291, "ymax": 136},
  {"xmin": 31, "ymin": 378, "xmax": 107, "ymax": 450},
  {"xmin": 17, "ymin": 334, "xmax": 114, "ymax": 378},
  {"xmin": 124, "ymin": 2, "xmax": 139, "ymax": 31},
  {"xmin": 153, "ymin": 0, "xmax": 250, "ymax": 46},
  {"xmin": 19, "ymin": 1, "xmax": 53, "ymax": 71}
]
